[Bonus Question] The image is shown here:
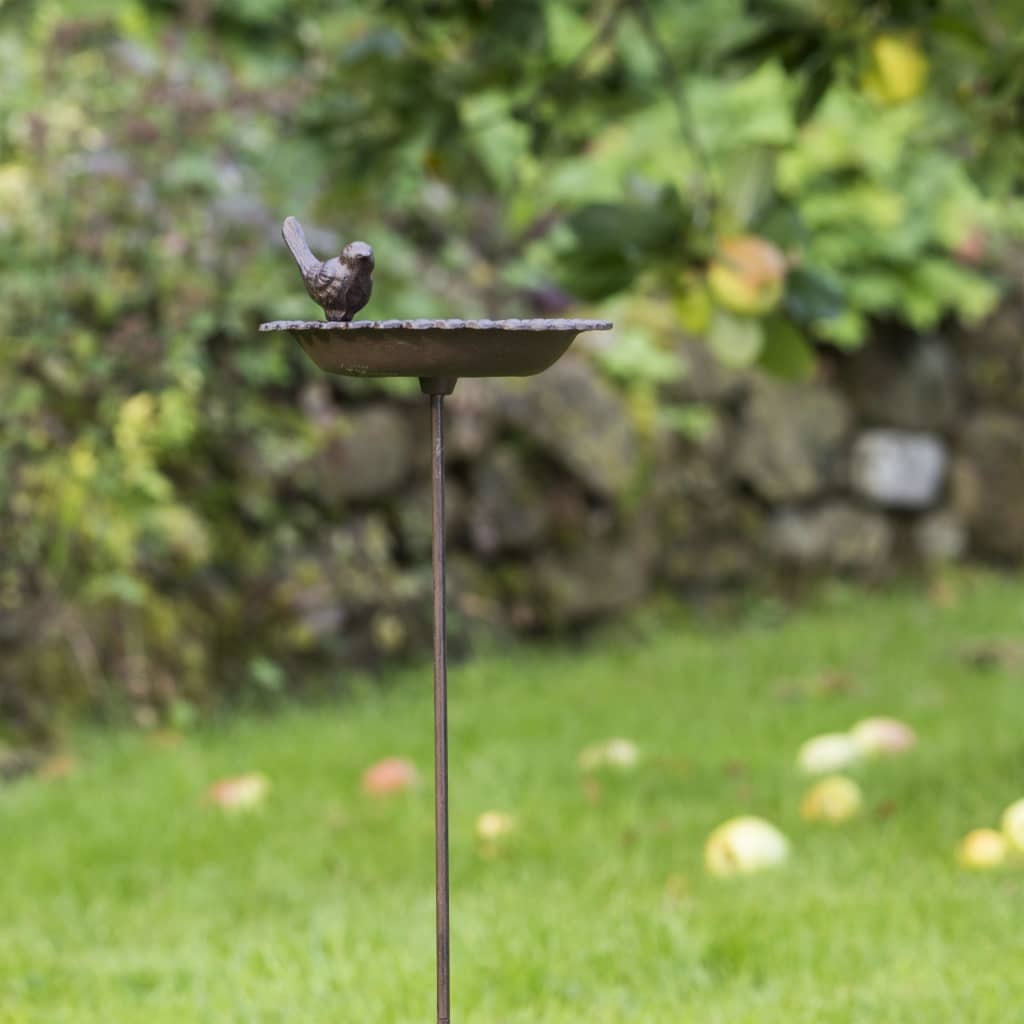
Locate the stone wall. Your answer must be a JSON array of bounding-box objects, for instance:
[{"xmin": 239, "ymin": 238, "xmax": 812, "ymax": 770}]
[
  {"xmin": 287, "ymin": 297, "xmax": 1023, "ymax": 649},
  {"xmin": 6, "ymin": 299, "xmax": 1024, "ymax": 737}
]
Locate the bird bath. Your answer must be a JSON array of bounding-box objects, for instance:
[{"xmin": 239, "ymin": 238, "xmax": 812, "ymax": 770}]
[
  {"xmin": 258, "ymin": 317, "xmax": 610, "ymax": 388},
  {"xmin": 260, "ymin": 225, "xmax": 611, "ymax": 1024}
]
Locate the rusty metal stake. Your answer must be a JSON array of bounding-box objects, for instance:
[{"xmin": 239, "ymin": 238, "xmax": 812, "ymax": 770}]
[{"xmin": 427, "ymin": 384, "xmax": 453, "ymax": 1024}]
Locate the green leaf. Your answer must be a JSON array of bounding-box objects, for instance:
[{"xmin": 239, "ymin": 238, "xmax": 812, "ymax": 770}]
[
  {"xmin": 758, "ymin": 316, "xmax": 815, "ymax": 379},
  {"xmin": 83, "ymin": 573, "xmax": 148, "ymax": 606},
  {"xmin": 557, "ymin": 190, "xmax": 689, "ymax": 300},
  {"xmin": 783, "ymin": 266, "xmax": 844, "ymax": 322},
  {"xmin": 249, "ymin": 656, "xmax": 285, "ymax": 693},
  {"xmin": 708, "ymin": 308, "xmax": 764, "ymax": 367},
  {"xmin": 163, "ymin": 154, "xmax": 222, "ymax": 192},
  {"xmin": 545, "ymin": 2, "xmax": 593, "ymax": 65},
  {"xmin": 690, "ymin": 61, "xmax": 796, "ymax": 155},
  {"xmin": 458, "ymin": 92, "xmax": 531, "ymax": 193},
  {"xmin": 911, "ymin": 259, "xmax": 1000, "ymax": 324},
  {"xmin": 815, "ymin": 308, "xmax": 867, "ymax": 348},
  {"xmin": 595, "ymin": 329, "xmax": 683, "ymax": 384},
  {"xmin": 720, "ymin": 147, "xmax": 777, "ymax": 227},
  {"xmin": 659, "ymin": 402, "xmax": 719, "ymax": 443}
]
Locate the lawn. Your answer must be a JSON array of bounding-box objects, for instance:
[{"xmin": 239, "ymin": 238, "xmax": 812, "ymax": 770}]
[{"xmin": 2, "ymin": 571, "xmax": 1024, "ymax": 1023}]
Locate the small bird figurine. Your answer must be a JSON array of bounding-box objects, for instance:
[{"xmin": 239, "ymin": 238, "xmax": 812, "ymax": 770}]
[{"xmin": 281, "ymin": 216, "xmax": 374, "ymax": 322}]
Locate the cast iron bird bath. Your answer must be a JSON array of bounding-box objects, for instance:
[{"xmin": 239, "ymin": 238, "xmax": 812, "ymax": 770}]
[{"xmin": 260, "ymin": 222, "xmax": 611, "ymax": 1024}]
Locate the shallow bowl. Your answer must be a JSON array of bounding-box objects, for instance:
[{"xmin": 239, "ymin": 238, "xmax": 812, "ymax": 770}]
[{"xmin": 258, "ymin": 318, "xmax": 613, "ymax": 379}]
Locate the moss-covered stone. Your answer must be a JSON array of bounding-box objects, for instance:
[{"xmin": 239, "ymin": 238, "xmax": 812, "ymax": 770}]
[
  {"xmin": 733, "ymin": 379, "xmax": 850, "ymax": 502},
  {"xmin": 490, "ymin": 357, "xmax": 642, "ymax": 502}
]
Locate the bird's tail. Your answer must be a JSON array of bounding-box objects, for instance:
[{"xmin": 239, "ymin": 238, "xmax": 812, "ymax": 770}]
[{"xmin": 281, "ymin": 216, "xmax": 321, "ymax": 278}]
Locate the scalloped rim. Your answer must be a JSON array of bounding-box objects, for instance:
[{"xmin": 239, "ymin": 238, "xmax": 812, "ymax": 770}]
[{"xmin": 259, "ymin": 318, "xmax": 613, "ymax": 332}]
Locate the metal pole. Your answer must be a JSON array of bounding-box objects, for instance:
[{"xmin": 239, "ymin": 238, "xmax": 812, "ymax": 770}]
[{"xmin": 430, "ymin": 392, "xmax": 450, "ymax": 1024}]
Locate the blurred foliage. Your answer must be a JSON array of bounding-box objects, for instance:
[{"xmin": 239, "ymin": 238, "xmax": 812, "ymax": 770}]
[
  {"xmin": 302, "ymin": 0, "xmax": 1024, "ymax": 365},
  {"xmin": 0, "ymin": 0, "xmax": 1022, "ymax": 728}
]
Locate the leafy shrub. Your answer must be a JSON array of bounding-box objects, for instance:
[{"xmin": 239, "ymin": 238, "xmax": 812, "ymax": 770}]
[{"xmin": 0, "ymin": 8, "xmax": 327, "ymax": 727}]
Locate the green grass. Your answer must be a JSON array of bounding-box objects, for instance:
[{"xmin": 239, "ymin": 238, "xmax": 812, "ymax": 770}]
[{"xmin": 3, "ymin": 572, "xmax": 1024, "ymax": 1022}]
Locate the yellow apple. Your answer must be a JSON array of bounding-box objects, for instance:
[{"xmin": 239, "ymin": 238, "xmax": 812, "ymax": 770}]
[
  {"xmin": 475, "ymin": 810, "xmax": 516, "ymax": 842},
  {"xmin": 578, "ymin": 737, "xmax": 639, "ymax": 772},
  {"xmin": 797, "ymin": 732, "xmax": 863, "ymax": 776},
  {"xmin": 207, "ymin": 772, "xmax": 269, "ymax": 813},
  {"xmin": 957, "ymin": 828, "xmax": 1008, "ymax": 870},
  {"xmin": 704, "ymin": 816, "xmax": 790, "ymax": 878},
  {"xmin": 707, "ymin": 235, "xmax": 786, "ymax": 316},
  {"xmin": 1000, "ymin": 797, "xmax": 1024, "ymax": 853},
  {"xmin": 800, "ymin": 775, "xmax": 863, "ymax": 825}
]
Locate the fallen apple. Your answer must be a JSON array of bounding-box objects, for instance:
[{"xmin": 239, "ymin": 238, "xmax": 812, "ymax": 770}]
[
  {"xmin": 796, "ymin": 732, "xmax": 862, "ymax": 775},
  {"xmin": 362, "ymin": 756, "xmax": 418, "ymax": 796},
  {"xmin": 207, "ymin": 772, "xmax": 269, "ymax": 813},
  {"xmin": 850, "ymin": 717, "xmax": 917, "ymax": 757},
  {"xmin": 957, "ymin": 828, "xmax": 1008, "ymax": 870},
  {"xmin": 1000, "ymin": 797, "xmax": 1024, "ymax": 853},
  {"xmin": 578, "ymin": 737, "xmax": 639, "ymax": 772},
  {"xmin": 704, "ymin": 815, "xmax": 790, "ymax": 878},
  {"xmin": 475, "ymin": 810, "xmax": 516, "ymax": 842},
  {"xmin": 706, "ymin": 235, "xmax": 787, "ymax": 317},
  {"xmin": 800, "ymin": 775, "xmax": 863, "ymax": 825}
]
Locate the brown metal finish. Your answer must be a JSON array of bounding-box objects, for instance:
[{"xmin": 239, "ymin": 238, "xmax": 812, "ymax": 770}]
[
  {"xmin": 420, "ymin": 376, "xmax": 458, "ymax": 396},
  {"xmin": 280, "ymin": 217, "xmax": 374, "ymax": 322},
  {"xmin": 431, "ymin": 393, "xmax": 451, "ymax": 1024},
  {"xmin": 259, "ymin": 318, "xmax": 612, "ymax": 379}
]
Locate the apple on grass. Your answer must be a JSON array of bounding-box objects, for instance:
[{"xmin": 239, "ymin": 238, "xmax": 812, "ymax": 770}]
[
  {"xmin": 957, "ymin": 828, "xmax": 1008, "ymax": 871},
  {"xmin": 578, "ymin": 737, "xmax": 639, "ymax": 772},
  {"xmin": 797, "ymin": 732, "xmax": 863, "ymax": 775},
  {"xmin": 850, "ymin": 717, "xmax": 917, "ymax": 757},
  {"xmin": 362, "ymin": 757, "xmax": 418, "ymax": 796},
  {"xmin": 476, "ymin": 810, "xmax": 515, "ymax": 842},
  {"xmin": 800, "ymin": 775, "xmax": 863, "ymax": 825},
  {"xmin": 705, "ymin": 816, "xmax": 790, "ymax": 878},
  {"xmin": 207, "ymin": 773, "xmax": 269, "ymax": 813},
  {"xmin": 1001, "ymin": 798, "xmax": 1024, "ymax": 852}
]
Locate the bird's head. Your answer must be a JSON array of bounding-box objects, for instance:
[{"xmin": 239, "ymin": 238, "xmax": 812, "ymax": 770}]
[{"xmin": 342, "ymin": 241, "xmax": 375, "ymax": 270}]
